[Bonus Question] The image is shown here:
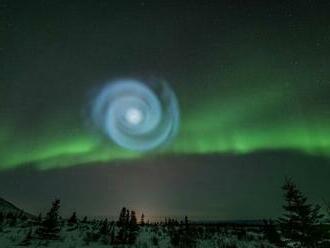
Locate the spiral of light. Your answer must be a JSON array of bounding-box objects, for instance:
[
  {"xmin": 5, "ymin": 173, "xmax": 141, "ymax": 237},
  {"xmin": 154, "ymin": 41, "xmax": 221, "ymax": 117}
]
[{"xmin": 91, "ymin": 78, "xmax": 179, "ymax": 151}]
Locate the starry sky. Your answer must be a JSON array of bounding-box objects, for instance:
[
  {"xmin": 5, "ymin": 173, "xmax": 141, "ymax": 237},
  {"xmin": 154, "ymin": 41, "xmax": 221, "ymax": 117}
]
[{"xmin": 1, "ymin": 1, "xmax": 330, "ymax": 220}]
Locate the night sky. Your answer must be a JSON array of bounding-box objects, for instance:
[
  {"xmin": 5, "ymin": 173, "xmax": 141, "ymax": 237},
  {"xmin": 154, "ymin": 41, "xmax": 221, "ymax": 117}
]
[{"xmin": 1, "ymin": 1, "xmax": 330, "ymax": 220}]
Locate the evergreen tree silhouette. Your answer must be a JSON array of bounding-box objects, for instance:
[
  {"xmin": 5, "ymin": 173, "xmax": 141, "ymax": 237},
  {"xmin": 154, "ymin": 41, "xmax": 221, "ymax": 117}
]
[
  {"xmin": 117, "ymin": 207, "xmax": 129, "ymax": 243},
  {"xmin": 125, "ymin": 209, "xmax": 130, "ymax": 225},
  {"xmin": 184, "ymin": 216, "xmax": 189, "ymax": 230},
  {"xmin": 128, "ymin": 211, "xmax": 139, "ymax": 244},
  {"xmin": 116, "ymin": 207, "xmax": 139, "ymax": 245},
  {"xmin": 183, "ymin": 216, "xmax": 196, "ymax": 247},
  {"xmin": 99, "ymin": 218, "xmax": 114, "ymax": 244},
  {"xmin": 130, "ymin": 211, "xmax": 137, "ymax": 226},
  {"xmin": 118, "ymin": 207, "xmax": 127, "ymax": 227},
  {"xmin": 68, "ymin": 212, "xmax": 78, "ymax": 226},
  {"xmin": 140, "ymin": 213, "xmax": 145, "ymax": 226},
  {"xmin": 37, "ymin": 199, "xmax": 61, "ymax": 240},
  {"xmin": 278, "ymin": 178, "xmax": 327, "ymax": 247},
  {"xmin": 82, "ymin": 216, "xmax": 88, "ymax": 223}
]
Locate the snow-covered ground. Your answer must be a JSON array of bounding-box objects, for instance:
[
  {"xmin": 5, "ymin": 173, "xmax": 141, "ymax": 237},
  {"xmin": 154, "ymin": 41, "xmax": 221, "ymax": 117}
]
[{"xmin": 0, "ymin": 220, "xmax": 276, "ymax": 248}]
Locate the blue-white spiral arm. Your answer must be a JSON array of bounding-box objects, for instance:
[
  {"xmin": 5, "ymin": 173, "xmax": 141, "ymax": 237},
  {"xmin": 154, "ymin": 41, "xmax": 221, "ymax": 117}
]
[{"xmin": 91, "ymin": 79, "xmax": 179, "ymax": 151}]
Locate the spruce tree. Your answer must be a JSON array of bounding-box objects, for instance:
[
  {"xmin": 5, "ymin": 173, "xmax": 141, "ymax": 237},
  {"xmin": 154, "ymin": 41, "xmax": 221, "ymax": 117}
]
[
  {"xmin": 82, "ymin": 216, "xmax": 88, "ymax": 223},
  {"xmin": 125, "ymin": 209, "xmax": 130, "ymax": 225},
  {"xmin": 37, "ymin": 199, "xmax": 61, "ymax": 240},
  {"xmin": 116, "ymin": 207, "xmax": 129, "ymax": 244},
  {"xmin": 128, "ymin": 211, "xmax": 139, "ymax": 244},
  {"xmin": 118, "ymin": 207, "xmax": 127, "ymax": 227},
  {"xmin": 140, "ymin": 213, "xmax": 145, "ymax": 226},
  {"xmin": 68, "ymin": 212, "xmax": 78, "ymax": 226},
  {"xmin": 130, "ymin": 211, "xmax": 137, "ymax": 227},
  {"xmin": 278, "ymin": 178, "xmax": 326, "ymax": 247}
]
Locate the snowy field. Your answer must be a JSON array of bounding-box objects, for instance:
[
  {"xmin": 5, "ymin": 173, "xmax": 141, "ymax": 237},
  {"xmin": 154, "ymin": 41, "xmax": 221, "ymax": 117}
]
[{"xmin": 0, "ymin": 220, "xmax": 276, "ymax": 248}]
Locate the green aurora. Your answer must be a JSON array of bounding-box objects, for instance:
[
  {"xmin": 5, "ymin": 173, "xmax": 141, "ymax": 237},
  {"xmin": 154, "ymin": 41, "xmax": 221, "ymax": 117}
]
[
  {"xmin": 1, "ymin": 1, "xmax": 330, "ymax": 170},
  {"xmin": 1, "ymin": 66, "xmax": 329, "ymax": 170}
]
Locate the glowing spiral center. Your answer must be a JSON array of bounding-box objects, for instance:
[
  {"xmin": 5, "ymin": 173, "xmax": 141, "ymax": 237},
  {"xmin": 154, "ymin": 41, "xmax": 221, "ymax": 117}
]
[
  {"xmin": 91, "ymin": 78, "xmax": 179, "ymax": 151},
  {"xmin": 125, "ymin": 108, "xmax": 143, "ymax": 125}
]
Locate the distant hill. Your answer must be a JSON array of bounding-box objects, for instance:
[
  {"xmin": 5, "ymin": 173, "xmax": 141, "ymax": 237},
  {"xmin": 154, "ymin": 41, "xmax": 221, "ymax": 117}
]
[{"xmin": 0, "ymin": 197, "xmax": 34, "ymax": 218}]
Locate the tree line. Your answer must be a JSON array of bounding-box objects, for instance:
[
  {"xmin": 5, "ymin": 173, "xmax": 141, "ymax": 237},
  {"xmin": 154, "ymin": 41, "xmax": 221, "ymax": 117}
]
[{"xmin": 1, "ymin": 178, "xmax": 330, "ymax": 247}]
